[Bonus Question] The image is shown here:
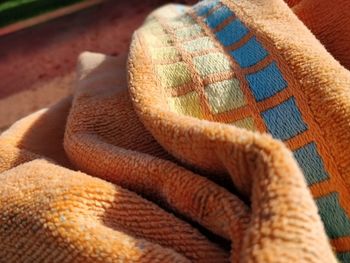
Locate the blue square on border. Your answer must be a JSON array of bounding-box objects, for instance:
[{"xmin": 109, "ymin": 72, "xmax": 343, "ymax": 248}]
[
  {"xmin": 316, "ymin": 192, "xmax": 350, "ymax": 239},
  {"xmin": 205, "ymin": 5, "xmax": 234, "ymax": 29},
  {"xmin": 194, "ymin": 0, "xmax": 219, "ymax": 16},
  {"xmin": 246, "ymin": 62, "xmax": 287, "ymax": 101},
  {"xmin": 230, "ymin": 36, "xmax": 268, "ymax": 68},
  {"xmin": 215, "ymin": 19, "xmax": 249, "ymax": 46},
  {"xmin": 293, "ymin": 142, "xmax": 329, "ymax": 185},
  {"xmin": 337, "ymin": 252, "xmax": 350, "ymax": 263},
  {"xmin": 261, "ymin": 97, "xmax": 308, "ymax": 140}
]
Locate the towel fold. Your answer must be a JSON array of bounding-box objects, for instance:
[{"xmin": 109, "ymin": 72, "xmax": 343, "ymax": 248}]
[{"xmin": 1, "ymin": 0, "xmax": 350, "ymax": 262}]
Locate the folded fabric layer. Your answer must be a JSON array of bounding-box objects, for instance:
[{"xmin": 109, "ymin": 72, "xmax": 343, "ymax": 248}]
[
  {"xmin": 293, "ymin": 0, "xmax": 350, "ymax": 70},
  {"xmin": 128, "ymin": 0, "xmax": 350, "ymax": 261},
  {"xmin": 0, "ymin": 0, "xmax": 349, "ymax": 262},
  {"xmin": 0, "ymin": 49, "xmax": 334, "ymax": 262},
  {"xmin": 65, "ymin": 52, "xmax": 254, "ymax": 261},
  {"xmin": 1, "ymin": 159, "xmax": 230, "ymax": 262},
  {"xmin": 1, "ymin": 54, "xmax": 231, "ymax": 263}
]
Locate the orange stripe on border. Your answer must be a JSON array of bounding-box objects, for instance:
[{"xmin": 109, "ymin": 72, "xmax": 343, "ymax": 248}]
[
  {"xmin": 256, "ymin": 88, "xmax": 290, "ymax": 112},
  {"xmin": 212, "ymin": 105, "xmax": 251, "ymax": 123},
  {"xmin": 241, "ymin": 56, "xmax": 273, "ymax": 75},
  {"xmin": 157, "ymin": 10, "xmax": 214, "ymax": 120},
  {"xmin": 331, "ymin": 237, "xmax": 350, "ymax": 253},
  {"xmin": 212, "ymin": 15, "xmax": 237, "ymax": 33},
  {"xmin": 201, "ymin": 2, "xmax": 223, "ymax": 19},
  {"xmin": 172, "ymin": 71, "xmax": 236, "ymax": 97},
  {"xmin": 309, "ymin": 180, "xmax": 335, "ymax": 199},
  {"xmin": 188, "ymin": 9, "xmax": 267, "ymax": 132},
  {"xmin": 284, "ymin": 130, "xmax": 315, "ymax": 151},
  {"xmin": 225, "ymin": 31, "xmax": 254, "ymax": 52},
  {"xmin": 222, "ymin": 0, "xmax": 350, "ymax": 217}
]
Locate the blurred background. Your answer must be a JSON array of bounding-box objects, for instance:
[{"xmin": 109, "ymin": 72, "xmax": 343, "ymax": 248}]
[{"xmin": 0, "ymin": 0, "xmax": 195, "ymax": 132}]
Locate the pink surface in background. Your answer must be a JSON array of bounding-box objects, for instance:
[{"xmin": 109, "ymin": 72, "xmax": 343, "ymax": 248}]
[
  {"xmin": 0, "ymin": 0, "xmax": 160, "ymax": 99},
  {"xmin": 0, "ymin": 0, "xmax": 195, "ymax": 130},
  {"xmin": 0, "ymin": 0, "xmax": 196, "ymax": 132}
]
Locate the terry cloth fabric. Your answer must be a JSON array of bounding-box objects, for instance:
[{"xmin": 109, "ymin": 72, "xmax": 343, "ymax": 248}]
[
  {"xmin": 0, "ymin": 1, "xmax": 349, "ymax": 263},
  {"xmin": 284, "ymin": 0, "xmax": 302, "ymax": 7},
  {"xmin": 1, "ymin": 52, "xmax": 333, "ymax": 263},
  {"xmin": 0, "ymin": 53, "xmax": 230, "ymax": 263},
  {"xmin": 292, "ymin": 0, "xmax": 350, "ymax": 70},
  {"xmin": 128, "ymin": 0, "xmax": 350, "ymax": 261}
]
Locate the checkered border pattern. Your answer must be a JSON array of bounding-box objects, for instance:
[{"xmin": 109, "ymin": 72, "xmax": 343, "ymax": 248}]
[{"xmin": 139, "ymin": 1, "xmax": 350, "ymax": 259}]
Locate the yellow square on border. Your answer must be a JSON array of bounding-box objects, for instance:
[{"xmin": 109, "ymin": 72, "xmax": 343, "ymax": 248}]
[
  {"xmin": 150, "ymin": 47, "xmax": 180, "ymax": 61},
  {"xmin": 156, "ymin": 62, "xmax": 192, "ymax": 88},
  {"xmin": 176, "ymin": 24, "xmax": 203, "ymax": 41},
  {"xmin": 193, "ymin": 52, "xmax": 231, "ymax": 77},
  {"xmin": 205, "ymin": 79, "xmax": 246, "ymax": 114},
  {"xmin": 231, "ymin": 117, "xmax": 256, "ymax": 131},
  {"xmin": 168, "ymin": 91, "xmax": 203, "ymax": 118},
  {"xmin": 182, "ymin": 37, "xmax": 215, "ymax": 53}
]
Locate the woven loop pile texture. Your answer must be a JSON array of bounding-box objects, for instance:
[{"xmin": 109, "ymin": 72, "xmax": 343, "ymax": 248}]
[{"xmin": 1, "ymin": 0, "xmax": 350, "ymax": 262}]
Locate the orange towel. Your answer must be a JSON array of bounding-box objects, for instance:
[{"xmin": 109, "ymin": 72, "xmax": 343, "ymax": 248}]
[
  {"xmin": 128, "ymin": 0, "xmax": 350, "ymax": 260},
  {"xmin": 293, "ymin": 0, "xmax": 350, "ymax": 70},
  {"xmin": 1, "ymin": 0, "xmax": 350, "ymax": 262}
]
